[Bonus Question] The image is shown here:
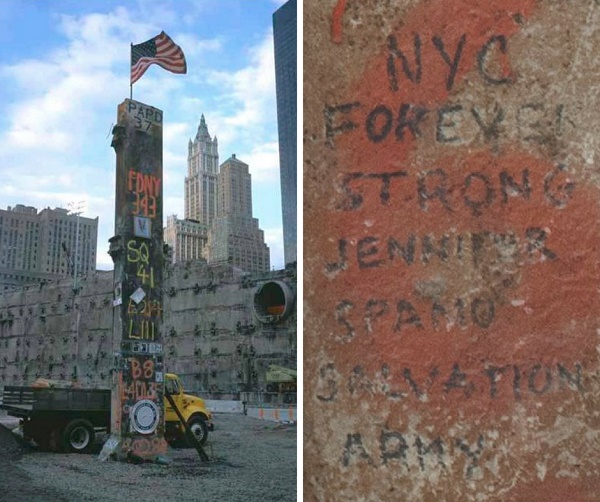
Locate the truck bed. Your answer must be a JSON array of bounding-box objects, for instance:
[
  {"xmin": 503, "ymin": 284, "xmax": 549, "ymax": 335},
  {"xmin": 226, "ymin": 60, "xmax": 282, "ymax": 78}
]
[
  {"xmin": 0, "ymin": 387, "xmax": 35, "ymax": 418},
  {"xmin": 0, "ymin": 386, "xmax": 111, "ymax": 418}
]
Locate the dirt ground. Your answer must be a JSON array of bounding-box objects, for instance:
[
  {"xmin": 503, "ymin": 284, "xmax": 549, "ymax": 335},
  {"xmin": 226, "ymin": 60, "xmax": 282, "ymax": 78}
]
[{"xmin": 0, "ymin": 413, "xmax": 297, "ymax": 501}]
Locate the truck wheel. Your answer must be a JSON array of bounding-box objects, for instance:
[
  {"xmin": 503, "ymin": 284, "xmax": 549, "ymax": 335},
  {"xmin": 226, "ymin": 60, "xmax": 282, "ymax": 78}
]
[
  {"xmin": 187, "ymin": 415, "xmax": 208, "ymax": 446},
  {"xmin": 61, "ymin": 419, "xmax": 95, "ymax": 454}
]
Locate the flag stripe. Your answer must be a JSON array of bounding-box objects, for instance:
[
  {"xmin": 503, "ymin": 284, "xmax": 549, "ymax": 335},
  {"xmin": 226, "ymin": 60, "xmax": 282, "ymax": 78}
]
[
  {"xmin": 131, "ymin": 62, "xmax": 185, "ymax": 82},
  {"xmin": 131, "ymin": 31, "xmax": 187, "ymax": 85},
  {"xmin": 132, "ymin": 56, "xmax": 186, "ymax": 73},
  {"xmin": 131, "ymin": 60, "xmax": 185, "ymax": 81}
]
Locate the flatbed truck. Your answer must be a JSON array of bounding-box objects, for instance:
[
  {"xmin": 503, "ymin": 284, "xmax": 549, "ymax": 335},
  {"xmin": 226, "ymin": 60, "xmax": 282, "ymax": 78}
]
[{"xmin": 0, "ymin": 373, "xmax": 212, "ymax": 453}]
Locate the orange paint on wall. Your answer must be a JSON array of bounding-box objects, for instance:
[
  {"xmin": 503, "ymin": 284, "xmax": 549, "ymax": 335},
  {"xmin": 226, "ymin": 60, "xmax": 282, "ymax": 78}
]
[{"xmin": 318, "ymin": 0, "xmax": 600, "ymax": 414}]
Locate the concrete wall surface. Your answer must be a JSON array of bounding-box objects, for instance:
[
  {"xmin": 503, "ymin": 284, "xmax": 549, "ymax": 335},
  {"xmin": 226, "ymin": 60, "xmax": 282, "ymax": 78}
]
[
  {"xmin": 304, "ymin": 1, "xmax": 600, "ymax": 500},
  {"xmin": 0, "ymin": 261, "xmax": 297, "ymax": 398}
]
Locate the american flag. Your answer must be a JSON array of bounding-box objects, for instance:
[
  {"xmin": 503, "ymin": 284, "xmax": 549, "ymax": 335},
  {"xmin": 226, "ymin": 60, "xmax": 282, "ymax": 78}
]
[{"xmin": 131, "ymin": 31, "xmax": 187, "ymax": 85}]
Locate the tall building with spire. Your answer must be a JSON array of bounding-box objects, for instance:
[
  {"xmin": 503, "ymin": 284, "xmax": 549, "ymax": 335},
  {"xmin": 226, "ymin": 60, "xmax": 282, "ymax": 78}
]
[
  {"xmin": 206, "ymin": 154, "xmax": 270, "ymax": 273},
  {"xmin": 165, "ymin": 114, "xmax": 217, "ymax": 263},
  {"xmin": 185, "ymin": 114, "xmax": 219, "ymax": 225},
  {"xmin": 167, "ymin": 117, "xmax": 271, "ymax": 273}
]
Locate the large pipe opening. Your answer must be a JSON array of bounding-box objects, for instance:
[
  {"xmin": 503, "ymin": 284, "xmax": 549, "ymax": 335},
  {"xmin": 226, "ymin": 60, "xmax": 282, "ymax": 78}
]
[{"xmin": 253, "ymin": 281, "xmax": 294, "ymax": 324}]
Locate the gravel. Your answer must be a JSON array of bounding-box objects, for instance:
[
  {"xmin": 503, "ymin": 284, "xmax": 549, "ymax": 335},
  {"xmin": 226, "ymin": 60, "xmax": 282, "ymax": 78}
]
[
  {"xmin": 0, "ymin": 423, "xmax": 31, "ymax": 460},
  {"xmin": 0, "ymin": 413, "xmax": 297, "ymax": 501}
]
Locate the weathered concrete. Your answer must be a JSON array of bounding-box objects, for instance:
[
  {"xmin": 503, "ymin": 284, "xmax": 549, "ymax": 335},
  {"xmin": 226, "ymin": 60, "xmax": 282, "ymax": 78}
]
[
  {"xmin": 304, "ymin": 1, "xmax": 600, "ymax": 500},
  {"xmin": 0, "ymin": 262, "xmax": 296, "ymax": 398},
  {"xmin": 110, "ymin": 98, "xmax": 166, "ymax": 460}
]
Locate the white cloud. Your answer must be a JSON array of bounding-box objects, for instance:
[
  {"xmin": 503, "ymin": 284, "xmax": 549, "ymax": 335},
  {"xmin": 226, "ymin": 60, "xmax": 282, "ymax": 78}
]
[
  {"xmin": 238, "ymin": 141, "xmax": 280, "ymax": 183},
  {"xmin": 0, "ymin": 3, "xmax": 284, "ymax": 271},
  {"xmin": 264, "ymin": 226, "xmax": 284, "ymax": 270},
  {"xmin": 0, "ymin": 7, "xmax": 138, "ymax": 153},
  {"xmin": 1, "ymin": 60, "xmax": 63, "ymax": 91},
  {"xmin": 164, "ymin": 122, "xmax": 189, "ymax": 144},
  {"xmin": 207, "ymin": 30, "xmax": 276, "ymax": 133},
  {"xmin": 164, "ymin": 196, "xmax": 185, "ymax": 222},
  {"xmin": 4, "ymin": 70, "xmax": 122, "ymax": 151},
  {"xmin": 175, "ymin": 35, "xmax": 223, "ymax": 58},
  {"xmin": 164, "ymin": 122, "xmax": 190, "ymax": 173}
]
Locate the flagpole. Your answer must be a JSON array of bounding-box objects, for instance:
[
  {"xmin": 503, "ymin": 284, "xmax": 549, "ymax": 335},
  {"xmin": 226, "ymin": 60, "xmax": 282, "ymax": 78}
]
[{"xmin": 130, "ymin": 42, "xmax": 133, "ymax": 100}]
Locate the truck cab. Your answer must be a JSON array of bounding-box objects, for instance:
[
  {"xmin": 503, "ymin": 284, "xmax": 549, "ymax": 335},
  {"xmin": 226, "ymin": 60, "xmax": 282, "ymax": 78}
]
[{"xmin": 164, "ymin": 373, "xmax": 213, "ymax": 446}]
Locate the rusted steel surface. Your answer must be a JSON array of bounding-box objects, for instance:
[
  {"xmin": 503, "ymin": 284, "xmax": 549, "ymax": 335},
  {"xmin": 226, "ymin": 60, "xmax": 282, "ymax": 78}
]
[
  {"xmin": 304, "ymin": 1, "xmax": 600, "ymax": 500},
  {"xmin": 110, "ymin": 99, "xmax": 166, "ymax": 461}
]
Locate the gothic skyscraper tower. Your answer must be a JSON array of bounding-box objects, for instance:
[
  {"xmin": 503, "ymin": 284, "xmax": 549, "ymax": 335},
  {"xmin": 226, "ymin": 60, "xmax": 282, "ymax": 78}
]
[
  {"xmin": 166, "ymin": 115, "xmax": 270, "ymax": 273},
  {"xmin": 185, "ymin": 114, "xmax": 219, "ymax": 225},
  {"xmin": 166, "ymin": 115, "xmax": 216, "ymax": 264}
]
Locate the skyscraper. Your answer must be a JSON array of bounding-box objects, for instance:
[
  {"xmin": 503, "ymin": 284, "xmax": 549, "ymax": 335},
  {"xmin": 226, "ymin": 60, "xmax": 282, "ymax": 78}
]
[
  {"xmin": 185, "ymin": 114, "xmax": 219, "ymax": 225},
  {"xmin": 206, "ymin": 154, "xmax": 270, "ymax": 273},
  {"xmin": 166, "ymin": 115, "xmax": 215, "ymax": 263},
  {"xmin": 273, "ymin": 0, "xmax": 297, "ymax": 265},
  {"xmin": 0, "ymin": 204, "xmax": 98, "ymax": 288}
]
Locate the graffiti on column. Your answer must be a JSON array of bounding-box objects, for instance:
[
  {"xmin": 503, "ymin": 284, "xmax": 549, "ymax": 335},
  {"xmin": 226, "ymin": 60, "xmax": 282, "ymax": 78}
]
[
  {"xmin": 111, "ymin": 99, "xmax": 166, "ymax": 460},
  {"xmin": 305, "ymin": 0, "xmax": 600, "ymax": 494}
]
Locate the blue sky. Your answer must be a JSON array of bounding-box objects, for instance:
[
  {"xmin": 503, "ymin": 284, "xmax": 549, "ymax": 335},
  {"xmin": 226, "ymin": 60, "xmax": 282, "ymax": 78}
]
[{"xmin": 0, "ymin": 0, "xmax": 287, "ymax": 270}]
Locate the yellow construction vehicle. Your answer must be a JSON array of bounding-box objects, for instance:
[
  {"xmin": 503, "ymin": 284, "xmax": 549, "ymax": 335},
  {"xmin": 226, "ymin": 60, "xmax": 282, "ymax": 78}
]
[
  {"xmin": 164, "ymin": 373, "xmax": 213, "ymax": 446},
  {"xmin": 0, "ymin": 373, "xmax": 212, "ymax": 453},
  {"xmin": 265, "ymin": 365, "xmax": 297, "ymax": 404}
]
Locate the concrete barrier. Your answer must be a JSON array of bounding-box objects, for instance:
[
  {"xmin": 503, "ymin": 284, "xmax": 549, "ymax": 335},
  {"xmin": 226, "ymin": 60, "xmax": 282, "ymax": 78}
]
[
  {"xmin": 246, "ymin": 405, "xmax": 297, "ymax": 424},
  {"xmin": 204, "ymin": 399, "xmax": 244, "ymax": 414},
  {"xmin": 204, "ymin": 399, "xmax": 297, "ymax": 424}
]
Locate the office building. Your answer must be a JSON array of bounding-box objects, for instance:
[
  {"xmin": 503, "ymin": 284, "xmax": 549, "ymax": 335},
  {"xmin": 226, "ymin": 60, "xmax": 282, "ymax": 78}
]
[
  {"xmin": 0, "ymin": 204, "xmax": 98, "ymax": 288},
  {"xmin": 206, "ymin": 155, "xmax": 270, "ymax": 273},
  {"xmin": 273, "ymin": 0, "xmax": 297, "ymax": 265},
  {"xmin": 164, "ymin": 215, "xmax": 207, "ymax": 264},
  {"xmin": 166, "ymin": 115, "xmax": 218, "ymax": 263},
  {"xmin": 185, "ymin": 114, "xmax": 219, "ymax": 225}
]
